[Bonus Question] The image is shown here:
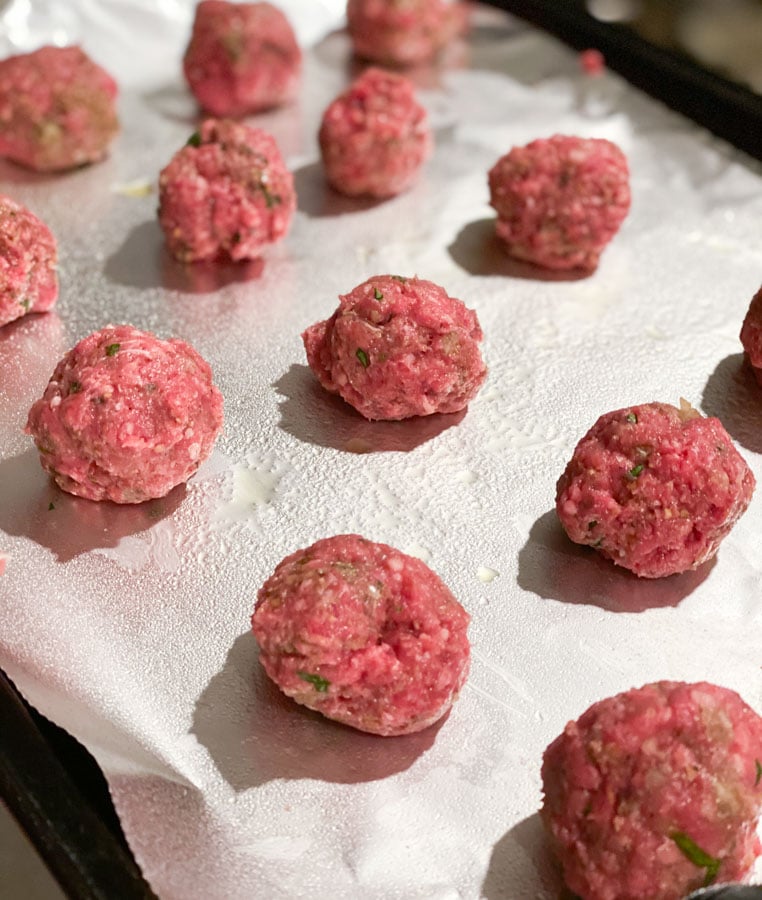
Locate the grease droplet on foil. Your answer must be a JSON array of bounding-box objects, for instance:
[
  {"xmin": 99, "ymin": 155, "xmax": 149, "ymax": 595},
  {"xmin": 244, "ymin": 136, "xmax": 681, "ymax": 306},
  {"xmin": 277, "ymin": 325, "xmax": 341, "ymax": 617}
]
[
  {"xmin": 406, "ymin": 543, "xmax": 431, "ymax": 562},
  {"xmin": 345, "ymin": 438, "xmax": 373, "ymax": 454},
  {"xmin": 477, "ymin": 566, "xmax": 499, "ymax": 583},
  {"xmin": 214, "ymin": 454, "xmax": 288, "ymax": 527}
]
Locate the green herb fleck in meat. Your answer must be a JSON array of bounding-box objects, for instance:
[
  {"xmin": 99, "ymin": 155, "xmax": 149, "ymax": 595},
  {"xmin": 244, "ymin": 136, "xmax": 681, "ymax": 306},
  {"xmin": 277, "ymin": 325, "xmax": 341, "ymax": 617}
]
[
  {"xmin": 755, "ymin": 758, "xmax": 762, "ymax": 786},
  {"xmin": 261, "ymin": 184, "xmax": 281, "ymax": 209},
  {"xmin": 297, "ymin": 671, "xmax": 330, "ymax": 692},
  {"xmin": 356, "ymin": 348, "xmax": 369, "ymax": 368},
  {"xmin": 373, "ymin": 287, "xmax": 383, "ymax": 300},
  {"xmin": 627, "ymin": 463, "xmax": 644, "ymax": 479},
  {"xmin": 391, "ymin": 275, "xmax": 407, "ymax": 283},
  {"xmin": 48, "ymin": 502, "xmax": 55, "ymax": 511},
  {"xmin": 587, "ymin": 521, "xmax": 597, "ymax": 530},
  {"xmin": 69, "ymin": 381, "xmax": 82, "ymax": 394},
  {"xmin": 105, "ymin": 343, "xmax": 120, "ymax": 357},
  {"xmin": 626, "ymin": 412, "xmax": 637, "ymax": 424},
  {"xmin": 670, "ymin": 831, "xmax": 721, "ymax": 886},
  {"xmin": 19, "ymin": 297, "xmax": 31, "ymax": 311},
  {"xmin": 186, "ymin": 131, "xmax": 202, "ymax": 147}
]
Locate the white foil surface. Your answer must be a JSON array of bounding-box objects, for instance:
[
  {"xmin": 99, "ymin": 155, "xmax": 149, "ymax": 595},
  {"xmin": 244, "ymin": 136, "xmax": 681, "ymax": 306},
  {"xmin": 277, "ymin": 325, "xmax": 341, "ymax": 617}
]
[{"xmin": 1, "ymin": 4, "xmax": 762, "ymax": 898}]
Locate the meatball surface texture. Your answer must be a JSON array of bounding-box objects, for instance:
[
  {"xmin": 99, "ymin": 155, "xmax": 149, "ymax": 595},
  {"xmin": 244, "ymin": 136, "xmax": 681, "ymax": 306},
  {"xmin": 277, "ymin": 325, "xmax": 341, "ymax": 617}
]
[
  {"xmin": 556, "ymin": 402, "xmax": 754, "ymax": 578},
  {"xmin": 319, "ymin": 67, "xmax": 432, "ymax": 198},
  {"xmin": 252, "ymin": 534, "xmax": 471, "ymax": 736},
  {"xmin": 158, "ymin": 118, "xmax": 295, "ymax": 263},
  {"xmin": 0, "ymin": 196, "xmax": 58, "ymax": 328},
  {"xmin": 25, "ymin": 325, "xmax": 223, "ymax": 503},
  {"xmin": 542, "ymin": 681, "xmax": 762, "ymax": 900},
  {"xmin": 0, "ymin": 45, "xmax": 118, "ymax": 172},
  {"xmin": 488, "ymin": 134, "xmax": 630, "ymax": 270},
  {"xmin": 346, "ymin": 0, "xmax": 467, "ymax": 66},
  {"xmin": 302, "ymin": 274, "xmax": 486, "ymax": 421},
  {"xmin": 183, "ymin": 0, "xmax": 301, "ymax": 117},
  {"xmin": 739, "ymin": 285, "xmax": 762, "ymax": 385}
]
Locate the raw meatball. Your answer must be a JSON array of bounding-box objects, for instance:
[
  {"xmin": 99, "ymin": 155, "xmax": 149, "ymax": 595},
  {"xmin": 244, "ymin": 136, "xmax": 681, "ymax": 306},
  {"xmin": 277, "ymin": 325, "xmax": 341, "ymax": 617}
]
[
  {"xmin": 302, "ymin": 274, "xmax": 486, "ymax": 421},
  {"xmin": 25, "ymin": 325, "xmax": 223, "ymax": 503},
  {"xmin": 158, "ymin": 118, "xmax": 295, "ymax": 263},
  {"xmin": 739, "ymin": 284, "xmax": 762, "ymax": 384},
  {"xmin": 488, "ymin": 135, "xmax": 631, "ymax": 271},
  {"xmin": 0, "ymin": 46, "xmax": 118, "ymax": 172},
  {"xmin": 541, "ymin": 681, "xmax": 762, "ymax": 900},
  {"xmin": 183, "ymin": 0, "xmax": 301, "ymax": 117},
  {"xmin": 556, "ymin": 401, "xmax": 754, "ymax": 578},
  {"xmin": 0, "ymin": 196, "xmax": 58, "ymax": 328},
  {"xmin": 251, "ymin": 534, "xmax": 471, "ymax": 736},
  {"xmin": 346, "ymin": 0, "xmax": 467, "ymax": 66},
  {"xmin": 319, "ymin": 67, "xmax": 432, "ymax": 198}
]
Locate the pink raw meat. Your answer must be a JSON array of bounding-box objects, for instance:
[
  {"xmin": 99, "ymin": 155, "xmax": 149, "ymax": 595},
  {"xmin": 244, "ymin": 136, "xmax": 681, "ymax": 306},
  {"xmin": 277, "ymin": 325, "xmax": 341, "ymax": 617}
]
[
  {"xmin": 302, "ymin": 274, "xmax": 486, "ymax": 421},
  {"xmin": 556, "ymin": 401, "xmax": 754, "ymax": 578},
  {"xmin": 542, "ymin": 681, "xmax": 762, "ymax": 900},
  {"xmin": 252, "ymin": 534, "xmax": 471, "ymax": 736},
  {"xmin": 25, "ymin": 325, "xmax": 223, "ymax": 503},
  {"xmin": 158, "ymin": 118, "xmax": 295, "ymax": 263},
  {"xmin": 488, "ymin": 134, "xmax": 630, "ymax": 271},
  {"xmin": 0, "ymin": 46, "xmax": 118, "ymax": 172},
  {"xmin": 0, "ymin": 195, "xmax": 58, "ymax": 327},
  {"xmin": 319, "ymin": 67, "xmax": 432, "ymax": 198},
  {"xmin": 347, "ymin": 0, "xmax": 468, "ymax": 66},
  {"xmin": 183, "ymin": 0, "xmax": 301, "ymax": 117}
]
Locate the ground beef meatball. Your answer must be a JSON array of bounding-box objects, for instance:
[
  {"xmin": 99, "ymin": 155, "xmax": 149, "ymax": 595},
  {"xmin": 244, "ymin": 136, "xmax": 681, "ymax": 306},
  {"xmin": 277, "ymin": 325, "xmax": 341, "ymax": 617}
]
[
  {"xmin": 158, "ymin": 118, "xmax": 295, "ymax": 263},
  {"xmin": 302, "ymin": 274, "xmax": 486, "ymax": 421},
  {"xmin": 319, "ymin": 67, "xmax": 432, "ymax": 199},
  {"xmin": 556, "ymin": 401, "xmax": 754, "ymax": 578},
  {"xmin": 346, "ymin": 0, "xmax": 467, "ymax": 67},
  {"xmin": 25, "ymin": 325, "xmax": 223, "ymax": 503},
  {"xmin": 251, "ymin": 534, "xmax": 471, "ymax": 736},
  {"xmin": 541, "ymin": 681, "xmax": 762, "ymax": 900},
  {"xmin": 0, "ymin": 46, "xmax": 118, "ymax": 172},
  {"xmin": 0, "ymin": 196, "xmax": 57, "ymax": 328},
  {"xmin": 488, "ymin": 135, "xmax": 631, "ymax": 271},
  {"xmin": 739, "ymin": 285, "xmax": 762, "ymax": 385},
  {"xmin": 183, "ymin": 0, "xmax": 301, "ymax": 117}
]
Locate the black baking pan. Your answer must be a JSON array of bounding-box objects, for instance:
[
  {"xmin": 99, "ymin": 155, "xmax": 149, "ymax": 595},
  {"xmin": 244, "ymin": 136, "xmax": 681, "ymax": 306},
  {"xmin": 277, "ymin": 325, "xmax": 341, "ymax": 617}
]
[
  {"xmin": 0, "ymin": 668, "xmax": 155, "ymax": 899},
  {"xmin": 482, "ymin": 0, "xmax": 762, "ymax": 161}
]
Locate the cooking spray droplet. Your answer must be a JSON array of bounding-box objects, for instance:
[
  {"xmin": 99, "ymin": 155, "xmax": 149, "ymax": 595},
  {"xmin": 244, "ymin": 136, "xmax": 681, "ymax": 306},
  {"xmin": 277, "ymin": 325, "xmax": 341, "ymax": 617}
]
[
  {"xmin": 477, "ymin": 567, "xmax": 499, "ymax": 584},
  {"xmin": 454, "ymin": 469, "xmax": 478, "ymax": 485},
  {"xmin": 406, "ymin": 544, "xmax": 431, "ymax": 562}
]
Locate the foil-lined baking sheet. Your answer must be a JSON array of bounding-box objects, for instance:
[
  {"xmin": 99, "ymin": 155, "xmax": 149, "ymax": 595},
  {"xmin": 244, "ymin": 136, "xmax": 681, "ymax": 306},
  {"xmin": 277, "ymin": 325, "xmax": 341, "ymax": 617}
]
[{"xmin": 1, "ymin": 3, "xmax": 761, "ymax": 897}]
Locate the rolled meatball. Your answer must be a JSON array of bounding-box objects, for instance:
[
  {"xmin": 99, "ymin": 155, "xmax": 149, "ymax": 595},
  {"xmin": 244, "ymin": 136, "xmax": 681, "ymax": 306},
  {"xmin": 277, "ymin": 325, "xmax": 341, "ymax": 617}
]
[
  {"xmin": 25, "ymin": 325, "xmax": 223, "ymax": 503},
  {"xmin": 158, "ymin": 118, "xmax": 295, "ymax": 263},
  {"xmin": 488, "ymin": 135, "xmax": 631, "ymax": 271},
  {"xmin": 252, "ymin": 534, "xmax": 471, "ymax": 736},
  {"xmin": 0, "ymin": 46, "xmax": 118, "ymax": 172},
  {"xmin": 556, "ymin": 401, "xmax": 754, "ymax": 578},
  {"xmin": 346, "ymin": 0, "xmax": 467, "ymax": 67},
  {"xmin": 0, "ymin": 196, "xmax": 58, "ymax": 328},
  {"xmin": 319, "ymin": 67, "xmax": 432, "ymax": 199},
  {"xmin": 739, "ymin": 284, "xmax": 762, "ymax": 385},
  {"xmin": 302, "ymin": 274, "xmax": 486, "ymax": 421},
  {"xmin": 541, "ymin": 681, "xmax": 762, "ymax": 900},
  {"xmin": 183, "ymin": 0, "xmax": 301, "ymax": 117}
]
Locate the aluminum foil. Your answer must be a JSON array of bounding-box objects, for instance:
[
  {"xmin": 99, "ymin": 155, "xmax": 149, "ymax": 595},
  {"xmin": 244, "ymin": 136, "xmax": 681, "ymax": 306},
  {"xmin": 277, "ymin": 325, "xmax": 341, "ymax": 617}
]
[{"xmin": 2, "ymin": 4, "xmax": 762, "ymax": 898}]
